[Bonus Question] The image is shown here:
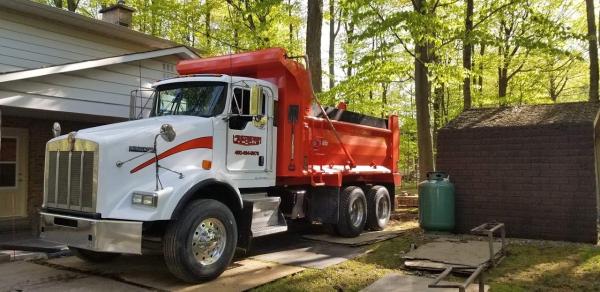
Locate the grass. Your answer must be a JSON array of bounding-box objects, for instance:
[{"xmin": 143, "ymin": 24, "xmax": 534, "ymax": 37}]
[
  {"xmin": 396, "ymin": 207, "xmax": 418, "ymax": 214},
  {"xmin": 254, "ymin": 225, "xmax": 424, "ymax": 292},
  {"xmin": 397, "ymin": 182, "xmax": 418, "ymax": 196},
  {"xmin": 253, "ymin": 215, "xmax": 600, "ymax": 292},
  {"xmin": 487, "ymin": 242, "xmax": 600, "ymax": 291}
]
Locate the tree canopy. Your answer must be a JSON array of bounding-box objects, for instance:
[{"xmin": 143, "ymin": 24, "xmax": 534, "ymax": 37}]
[{"xmin": 39, "ymin": 0, "xmax": 592, "ymax": 181}]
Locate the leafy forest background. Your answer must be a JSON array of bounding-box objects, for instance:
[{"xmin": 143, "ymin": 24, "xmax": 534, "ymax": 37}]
[{"xmin": 41, "ymin": 0, "xmax": 599, "ymax": 182}]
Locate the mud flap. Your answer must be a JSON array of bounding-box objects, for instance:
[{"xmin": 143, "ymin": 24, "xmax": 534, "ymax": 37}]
[
  {"xmin": 237, "ymin": 200, "xmax": 254, "ymax": 252},
  {"xmin": 308, "ymin": 187, "xmax": 340, "ymax": 224}
]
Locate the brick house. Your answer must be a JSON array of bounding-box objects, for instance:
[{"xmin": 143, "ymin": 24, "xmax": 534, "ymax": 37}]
[
  {"xmin": 0, "ymin": 0, "xmax": 199, "ymax": 234},
  {"xmin": 437, "ymin": 102, "xmax": 600, "ymax": 243}
]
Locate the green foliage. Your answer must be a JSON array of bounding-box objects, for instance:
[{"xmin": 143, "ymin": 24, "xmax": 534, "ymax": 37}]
[{"xmin": 38, "ymin": 0, "xmax": 592, "ymax": 180}]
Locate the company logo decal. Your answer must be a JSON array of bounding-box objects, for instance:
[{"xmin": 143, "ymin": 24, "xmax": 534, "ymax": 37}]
[{"xmin": 233, "ymin": 135, "xmax": 261, "ymax": 146}]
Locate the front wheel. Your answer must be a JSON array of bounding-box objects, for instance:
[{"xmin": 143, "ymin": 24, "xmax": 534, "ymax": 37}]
[
  {"xmin": 335, "ymin": 186, "xmax": 367, "ymax": 237},
  {"xmin": 163, "ymin": 199, "xmax": 237, "ymax": 283}
]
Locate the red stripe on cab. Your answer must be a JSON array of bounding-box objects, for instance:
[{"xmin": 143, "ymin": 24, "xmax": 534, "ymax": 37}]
[{"xmin": 130, "ymin": 137, "xmax": 213, "ymax": 174}]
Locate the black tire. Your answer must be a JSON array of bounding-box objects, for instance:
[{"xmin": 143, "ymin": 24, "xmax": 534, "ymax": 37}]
[
  {"xmin": 335, "ymin": 186, "xmax": 367, "ymax": 237},
  {"xmin": 365, "ymin": 185, "xmax": 391, "ymax": 231},
  {"xmin": 163, "ymin": 199, "xmax": 237, "ymax": 283},
  {"xmin": 69, "ymin": 247, "xmax": 121, "ymax": 263}
]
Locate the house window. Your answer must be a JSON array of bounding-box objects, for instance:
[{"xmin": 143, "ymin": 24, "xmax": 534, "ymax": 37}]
[{"xmin": 0, "ymin": 138, "xmax": 17, "ymax": 187}]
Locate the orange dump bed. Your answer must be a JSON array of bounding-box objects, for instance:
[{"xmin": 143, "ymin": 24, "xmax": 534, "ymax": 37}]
[{"xmin": 177, "ymin": 48, "xmax": 400, "ymax": 187}]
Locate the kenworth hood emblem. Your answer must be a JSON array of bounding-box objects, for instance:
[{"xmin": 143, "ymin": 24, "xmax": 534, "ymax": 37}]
[{"xmin": 67, "ymin": 131, "xmax": 77, "ymax": 152}]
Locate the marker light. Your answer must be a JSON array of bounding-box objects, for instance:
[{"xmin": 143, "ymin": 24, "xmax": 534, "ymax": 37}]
[
  {"xmin": 202, "ymin": 160, "xmax": 212, "ymax": 170},
  {"xmin": 132, "ymin": 192, "xmax": 158, "ymax": 207}
]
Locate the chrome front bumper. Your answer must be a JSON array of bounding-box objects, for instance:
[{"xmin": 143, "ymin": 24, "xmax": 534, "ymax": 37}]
[{"xmin": 40, "ymin": 212, "xmax": 142, "ymax": 254}]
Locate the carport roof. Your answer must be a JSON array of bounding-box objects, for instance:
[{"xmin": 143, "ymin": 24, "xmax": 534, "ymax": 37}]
[
  {"xmin": 0, "ymin": 46, "xmax": 198, "ymax": 83},
  {"xmin": 443, "ymin": 102, "xmax": 600, "ymax": 130}
]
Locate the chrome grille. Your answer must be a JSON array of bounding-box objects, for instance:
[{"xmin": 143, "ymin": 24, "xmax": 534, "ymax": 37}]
[
  {"xmin": 69, "ymin": 151, "xmax": 82, "ymax": 206},
  {"xmin": 81, "ymin": 153, "xmax": 95, "ymax": 208},
  {"xmin": 46, "ymin": 153, "xmax": 57, "ymax": 204},
  {"xmin": 56, "ymin": 153, "xmax": 69, "ymax": 205},
  {"xmin": 44, "ymin": 138, "xmax": 98, "ymax": 212}
]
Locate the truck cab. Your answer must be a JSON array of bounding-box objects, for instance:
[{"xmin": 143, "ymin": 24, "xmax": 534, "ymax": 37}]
[
  {"xmin": 151, "ymin": 75, "xmax": 278, "ymax": 188},
  {"xmin": 39, "ymin": 48, "xmax": 399, "ymax": 283}
]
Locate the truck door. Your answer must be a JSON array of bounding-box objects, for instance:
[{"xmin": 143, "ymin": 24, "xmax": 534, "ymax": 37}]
[{"xmin": 226, "ymin": 84, "xmax": 269, "ymax": 172}]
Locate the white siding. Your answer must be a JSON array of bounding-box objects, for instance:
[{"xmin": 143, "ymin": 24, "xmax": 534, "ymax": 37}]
[
  {"xmin": 0, "ymin": 8, "xmax": 189, "ymax": 119},
  {"xmin": 0, "ymin": 9, "xmax": 147, "ymax": 72},
  {"xmin": 0, "ymin": 57, "xmax": 178, "ymax": 118}
]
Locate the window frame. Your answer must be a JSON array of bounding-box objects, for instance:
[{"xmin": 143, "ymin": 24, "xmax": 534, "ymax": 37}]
[
  {"xmin": 0, "ymin": 136, "xmax": 19, "ymax": 189},
  {"xmin": 151, "ymin": 81, "xmax": 228, "ymax": 118}
]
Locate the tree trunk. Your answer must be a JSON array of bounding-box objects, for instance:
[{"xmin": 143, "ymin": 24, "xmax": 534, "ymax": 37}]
[
  {"xmin": 205, "ymin": 10, "xmax": 212, "ymax": 49},
  {"xmin": 415, "ymin": 45, "xmax": 434, "ymax": 181},
  {"xmin": 328, "ymin": 0, "xmax": 336, "ymax": 89},
  {"xmin": 413, "ymin": 0, "xmax": 435, "ymax": 181},
  {"xmin": 462, "ymin": 0, "xmax": 473, "ymax": 110},
  {"xmin": 381, "ymin": 82, "xmax": 388, "ymax": 118},
  {"xmin": 433, "ymin": 84, "xmax": 444, "ymax": 149},
  {"xmin": 586, "ymin": 0, "xmax": 599, "ymax": 101},
  {"xmin": 498, "ymin": 65, "xmax": 508, "ymax": 105},
  {"xmin": 306, "ymin": 0, "xmax": 323, "ymax": 92},
  {"xmin": 288, "ymin": 0, "xmax": 294, "ymax": 44},
  {"xmin": 345, "ymin": 21, "xmax": 354, "ymax": 77},
  {"xmin": 478, "ymin": 44, "xmax": 485, "ymax": 94},
  {"xmin": 233, "ymin": 29, "xmax": 239, "ymax": 53},
  {"xmin": 66, "ymin": 0, "xmax": 79, "ymax": 12}
]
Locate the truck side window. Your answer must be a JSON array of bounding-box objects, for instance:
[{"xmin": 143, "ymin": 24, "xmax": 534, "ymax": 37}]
[
  {"xmin": 231, "ymin": 88, "xmax": 251, "ymax": 115},
  {"xmin": 230, "ymin": 87, "xmax": 252, "ymax": 130},
  {"xmin": 231, "ymin": 87, "xmax": 266, "ymax": 116},
  {"xmin": 261, "ymin": 92, "xmax": 266, "ymax": 115}
]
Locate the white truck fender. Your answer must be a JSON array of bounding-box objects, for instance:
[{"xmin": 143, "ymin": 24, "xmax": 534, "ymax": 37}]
[{"xmin": 169, "ymin": 178, "xmax": 243, "ymax": 219}]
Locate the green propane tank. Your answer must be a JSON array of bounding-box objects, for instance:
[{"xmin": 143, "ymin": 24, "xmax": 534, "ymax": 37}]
[{"xmin": 418, "ymin": 172, "xmax": 455, "ymax": 232}]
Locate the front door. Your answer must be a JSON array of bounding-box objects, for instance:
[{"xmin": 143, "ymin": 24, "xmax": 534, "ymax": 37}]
[
  {"xmin": 0, "ymin": 128, "xmax": 28, "ymax": 218},
  {"xmin": 226, "ymin": 85, "xmax": 269, "ymax": 172}
]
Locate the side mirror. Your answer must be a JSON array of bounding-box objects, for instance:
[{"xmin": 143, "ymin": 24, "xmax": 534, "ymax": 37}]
[
  {"xmin": 249, "ymin": 84, "xmax": 263, "ymax": 116},
  {"xmin": 159, "ymin": 124, "xmax": 176, "ymax": 142}
]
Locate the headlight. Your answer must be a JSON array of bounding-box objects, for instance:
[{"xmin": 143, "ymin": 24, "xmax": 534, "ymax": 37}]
[{"xmin": 132, "ymin": 192, "xmax": 158, "ymax": 207}]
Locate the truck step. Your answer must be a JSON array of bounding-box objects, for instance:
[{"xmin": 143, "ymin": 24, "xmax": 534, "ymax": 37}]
[
  {"xmin": 242, "ymin": 195, "xmax": 288, "ymax": 238},
  {"xmin": 252, "ymin": 225, "xmax": 288, "ymax": 237}
]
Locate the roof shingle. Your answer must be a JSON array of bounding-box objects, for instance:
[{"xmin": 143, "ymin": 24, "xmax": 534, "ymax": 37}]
[{"xmin": 443, "ymin": 102, "xmax": 600, "ymax": 130}]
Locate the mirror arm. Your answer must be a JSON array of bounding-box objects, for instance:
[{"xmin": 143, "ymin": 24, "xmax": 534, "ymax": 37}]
[{"xmin": 154, "ymin": 133, "xmax": 162, "ymax": 191}]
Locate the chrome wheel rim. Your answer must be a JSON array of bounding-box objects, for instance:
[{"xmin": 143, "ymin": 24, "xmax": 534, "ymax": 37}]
[
  {"xmin": 377, "ymin": 195, "xmax": 390, "ymax": 225},
  {"xmin": 349, "ymin": 197, "xmax": 365, "ymax": 228},
  {"xmin": 191, "ymin": 218, "xmax": 227, "ymax": 265}
]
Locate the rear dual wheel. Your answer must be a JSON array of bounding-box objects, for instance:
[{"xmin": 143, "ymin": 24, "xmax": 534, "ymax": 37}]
[
  {"xmin": 335, "ymin": 186, "xmax": 368, "ymax": 237},
  {"xmin": 365, "ymin": 185, "xmax": 391, "ymax": 231},
  {"xmin": 335, "ymin": 185, "xmax": 391, "ymax": 237}
]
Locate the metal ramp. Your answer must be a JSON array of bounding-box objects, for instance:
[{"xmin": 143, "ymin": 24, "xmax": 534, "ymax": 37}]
[{"xmin": 399, "ymin": 222, "xmax": 506, "ymax": 292}]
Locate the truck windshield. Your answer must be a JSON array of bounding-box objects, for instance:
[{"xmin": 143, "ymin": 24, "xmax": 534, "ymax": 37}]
[{"xmin": 153, "ymin": 82, "xmax": 227, "ymax": 117}]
